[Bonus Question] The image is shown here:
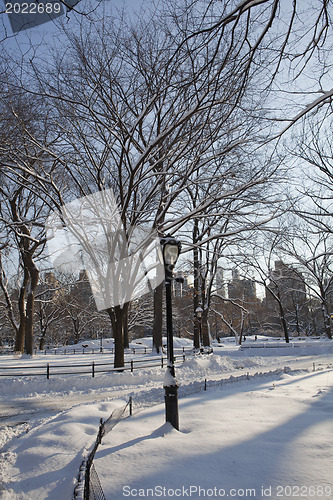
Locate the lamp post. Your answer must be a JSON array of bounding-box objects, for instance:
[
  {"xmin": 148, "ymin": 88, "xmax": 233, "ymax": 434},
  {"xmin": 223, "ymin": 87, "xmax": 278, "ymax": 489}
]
[
  {"xmin": 160, "ymin": 234, "xmax": 181, "ymax": 431},
  {"xmin": 196, "ymin": 306, "xmax": 203, "ymax": 352}
]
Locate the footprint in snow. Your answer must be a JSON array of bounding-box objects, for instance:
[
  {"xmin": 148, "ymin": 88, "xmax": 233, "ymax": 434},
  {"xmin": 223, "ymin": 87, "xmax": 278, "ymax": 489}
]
[{"xmin": 313, "ymin": 389, "xmax": 325, "ymax": 397}]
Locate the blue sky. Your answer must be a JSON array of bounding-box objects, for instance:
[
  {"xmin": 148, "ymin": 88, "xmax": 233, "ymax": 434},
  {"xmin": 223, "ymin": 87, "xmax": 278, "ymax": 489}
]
[{"xmin": 1, "ymin": 0, "xmax": 150, "ymax": 56}]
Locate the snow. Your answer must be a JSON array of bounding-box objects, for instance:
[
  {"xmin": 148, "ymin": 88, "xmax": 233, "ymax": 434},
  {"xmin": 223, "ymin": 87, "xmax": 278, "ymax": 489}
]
[
  {"xmin": 0, "ymin": 336, "xmax": 332, "ymax": 499},
  {"xmin": 0, "ymin": 400, "xmax": 127, "ymax": 499},
  {"xmin": 95, "ymin": 370, "xmax": 333, "ymax": 499},
  {"xmin": 163, "ymin": 368, "xmax": 179, "ymax": 387}
]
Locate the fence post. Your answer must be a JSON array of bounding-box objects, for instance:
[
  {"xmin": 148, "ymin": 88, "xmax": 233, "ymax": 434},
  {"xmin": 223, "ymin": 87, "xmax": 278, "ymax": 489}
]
[
  {"xmin": 47, "ymin": 363, "xmax": 50, "ymax": 379},
  {"xmin": 84, "ymin": 463, "xmax": 90, "ymax": 500},
  {"xmin": 313, "ymin": 362, "xmax": 315, "ymax": 372},
  {"xmin": 129, "ymin": 396, "xmax": 133, "ymax": 416},
  {"xmin": 131, "ymin": 360, "xmax": 134, "ymax": 373},
  {"xmin": 183, "ymin": 354, "xmax": 185, "ymax": 362},
  {"xmin": 98, "ymin": 418, "xmax": 104, "ymax": 444},
  {"xmin": 161, "ymin": 357, "xmax": 164, "ymax": 368},
  {"xmin": 92, "ymin": 361, "xmax": 95, "ymax": 378},
  {"xmin": 204, "ymin": 379, "xmax": 207, "ymax": 391}
]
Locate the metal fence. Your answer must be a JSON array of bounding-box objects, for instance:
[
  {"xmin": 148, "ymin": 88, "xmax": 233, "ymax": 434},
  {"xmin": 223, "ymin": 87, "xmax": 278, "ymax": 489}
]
[
  {"xmin": 0, "ymin": 345, "xmax": 196, "ymax": 356},
  {"xmin": 74, "ymin": 399, "xmax": 132, "ymax": 500},
  {"xmin": 0, "ymin": 348, "xmax": 212, "ymax": 379}
]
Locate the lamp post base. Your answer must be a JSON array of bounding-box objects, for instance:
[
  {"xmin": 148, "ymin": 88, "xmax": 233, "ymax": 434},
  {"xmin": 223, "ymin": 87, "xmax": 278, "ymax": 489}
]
[{"xmin": 164, "ymin": 384, "xmax": 179, "ymax": 431}]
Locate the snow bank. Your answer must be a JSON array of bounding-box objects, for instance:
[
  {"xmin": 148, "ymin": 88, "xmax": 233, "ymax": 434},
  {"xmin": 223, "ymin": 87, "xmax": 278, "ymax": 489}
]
[{"xmin": 0, "ymin": 400, "xmax": 126, "ymax": 499}]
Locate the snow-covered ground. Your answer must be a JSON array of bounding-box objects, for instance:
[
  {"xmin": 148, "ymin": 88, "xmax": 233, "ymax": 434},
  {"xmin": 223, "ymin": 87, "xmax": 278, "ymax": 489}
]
[
  {"xmin": 95, "ymin": 369, "xmax": 333, "ymax": 500},
  {"xmin": 0, "ymin": 336, "xmax": 332, "ymax": 499}
]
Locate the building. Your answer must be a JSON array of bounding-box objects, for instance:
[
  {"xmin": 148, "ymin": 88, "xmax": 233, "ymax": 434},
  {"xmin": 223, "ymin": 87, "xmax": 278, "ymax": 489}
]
[
  {"xmin": 264, "ymin": 260, "xmax": 309, "ymax": 334},
  {"xmin": 172, "ymin": 272, "xmax": 193, "ymax": 298},
  {"xmin": 228, "ymin": 269, "xmax": 256, "ymax": 302},
  {"xmin": 215, "ymin": 267, "xmax": 226, "ymax": 297}
]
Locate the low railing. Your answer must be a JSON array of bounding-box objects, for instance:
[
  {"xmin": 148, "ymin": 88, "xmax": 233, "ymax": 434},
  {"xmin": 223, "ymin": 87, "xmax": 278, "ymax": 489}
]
[
  {"xmin": 0, "ymin": 348, "xmax": 212, "ymax": 379},
  {"xmin": 0, "ymin": 345, "xmax": 196, "ymax": 356},
  {"xmin": 240, "ymin": 343, "xmax": 301, "ymax": 349}
]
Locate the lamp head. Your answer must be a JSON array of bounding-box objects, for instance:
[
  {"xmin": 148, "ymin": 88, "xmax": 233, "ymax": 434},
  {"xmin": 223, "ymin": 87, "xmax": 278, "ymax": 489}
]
[
  {"xmin": 160, "ymin": 235, "xmax": 181, "ymax": 274},
  {"xmin": 195, "ymin": 307, "xmax": 203, "ymax": 319}
]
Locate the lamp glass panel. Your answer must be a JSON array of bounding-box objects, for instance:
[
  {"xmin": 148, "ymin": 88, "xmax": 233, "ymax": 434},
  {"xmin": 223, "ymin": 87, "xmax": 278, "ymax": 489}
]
[{"xmin": 164, "ymin": 244, "xmax": 179, "ymax": 265}]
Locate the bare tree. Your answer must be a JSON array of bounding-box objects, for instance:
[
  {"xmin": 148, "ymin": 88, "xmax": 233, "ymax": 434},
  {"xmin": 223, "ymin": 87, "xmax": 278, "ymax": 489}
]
[
  {"xmin": 0, "ymin": 84, "xmax": 58, "ymax": 354},
  {"xmin": 277, "ymin": 218, "xmax": 333, "ymax": 340},
  {"xmin": 165, "ymin": 0, "xmax": 333, "ymax": 140},
  {"xmin": 2, "ymin": 0, "xmax": 332, "ymax": 363},
  {"xmin": 8, "ymin": 6, "xmax": 278, "ymax": 365}
]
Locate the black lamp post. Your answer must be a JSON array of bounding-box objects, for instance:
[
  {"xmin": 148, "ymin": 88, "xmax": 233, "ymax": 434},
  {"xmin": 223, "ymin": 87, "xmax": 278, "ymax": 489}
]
[
  {"xmin": 196, "ymin": 306, "xmax": 203, "ymax": 352},
  {"xmin": 100, "ymin": 330, "xmax": 103, "ymax": 353},
  {"xmin": 160, "ymin": 234, "xmax": 181, "ymax": 431}
]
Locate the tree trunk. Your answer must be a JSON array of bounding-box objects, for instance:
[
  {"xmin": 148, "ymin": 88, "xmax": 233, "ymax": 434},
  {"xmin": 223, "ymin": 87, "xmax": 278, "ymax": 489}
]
[
  {"xmin": 108, "ymin": 305, "xmax": 126, "ymax": 368},
  {"xmin": 0, "ymin": 254, "xmax": 20, "ymax": 347},
  {"xmin": 15, "ymin": 270, "xmax": 29, "ymax": 353},
  {"xmin": 200, "ymin": 275, "xmax": 210, "ymax": 348},
  {"xmin": 201, "ymin": 309, "xmax": 210, "ymax": 347},
  {"xmin": 295, "ymin": 304, "xmax": 300, "ymax": 336},
  {"xmin": 321, "ymin": 301, "xmax": 332, "ymax": 339},
  {"xmin": 123, "ymin": 302, "xmax": 129, "ymax": 349},
  {"xmin": 278, "ymin": 300, "xmax": 289, "ymax": 343},
  {"xmin": 193, "ymin": 220, "xmax": 200, "ymax": 349},
  {"xmin": 25, "ymin": 293, "xmax": 34, "ymax": 355},
  {"xmin": 38, "ymin": 304, "xmax": 46, "ymax": 350},
  {"xmin": 123, "ymin": 309, "xmax": 129, "ymax": 349},
  {"xmin": 152, "ymin": 282, "xmax": 163, "ymax": 353},
  {"xmin": 238, "ymin": 310, "xmax": 245, "ymax": 346},
  {"xmin": 311, "ymin": 311, "xmax": 317, "ymax": 336},
  {"xmin": 15, "ymin": 312, "xmax": 26, "ymax": 353},
  {"xmin": 24, "ymin": 264, "xmax": 39, "ymax": 355},
  {"xmin": 39, "ymin": 331, "xmax": 46, "ymax": 351}
]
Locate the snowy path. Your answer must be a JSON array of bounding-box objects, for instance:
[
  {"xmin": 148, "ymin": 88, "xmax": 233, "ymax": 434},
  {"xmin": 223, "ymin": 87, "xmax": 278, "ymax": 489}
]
[{"xmin": 95, "ymin": 369, "xmax": 333, "ymax": 500}]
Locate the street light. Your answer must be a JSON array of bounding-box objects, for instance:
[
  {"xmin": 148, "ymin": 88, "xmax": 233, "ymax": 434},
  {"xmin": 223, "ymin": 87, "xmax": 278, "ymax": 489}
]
[
  {"xmin": 100, "ymin": 330, "xmax": 103, "ymax": 353},
  {"xmin": 160, "ymin": 234, "xmax": 181, "ymax": 431},
  {"xmin": 195, "ymin": 307, "xmax": 203, "ymax": 352}
]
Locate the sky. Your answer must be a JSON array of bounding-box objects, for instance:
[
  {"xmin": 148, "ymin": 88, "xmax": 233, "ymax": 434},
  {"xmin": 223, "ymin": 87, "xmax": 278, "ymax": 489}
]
[{"xmin": 1, "ymin": 0, "xmax": 150, "ymax": 54}]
